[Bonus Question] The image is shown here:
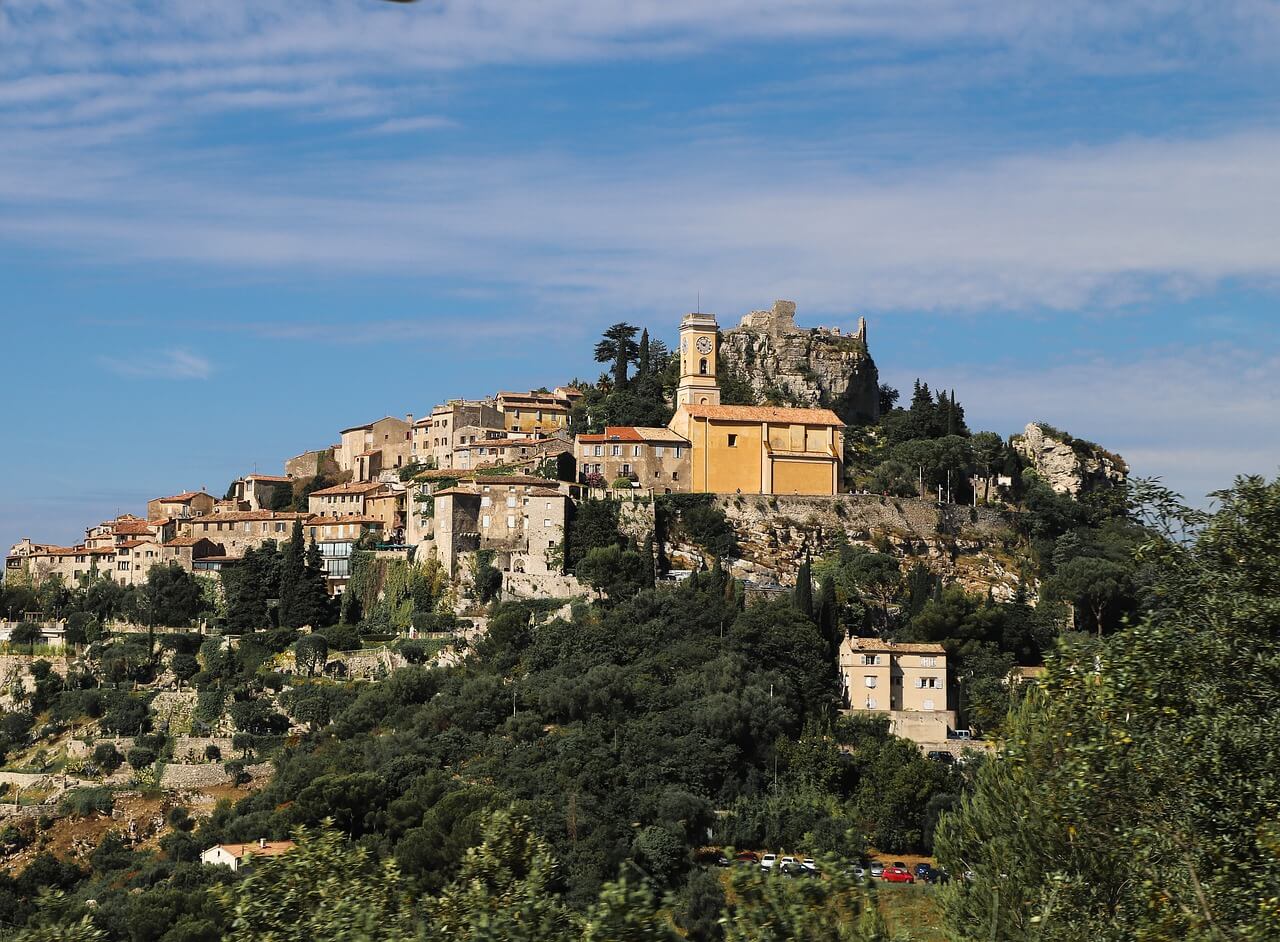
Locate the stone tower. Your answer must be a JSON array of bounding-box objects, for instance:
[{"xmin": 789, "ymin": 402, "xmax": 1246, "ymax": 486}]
[{"xmin": 675, "ymin": 312, "xmax": 721, "ymax": 408}]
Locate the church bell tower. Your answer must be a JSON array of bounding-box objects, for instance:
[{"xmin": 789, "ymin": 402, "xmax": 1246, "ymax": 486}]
[{"xmin": 676, "ymin": 312, "xmax": 721, "ymax": 408}]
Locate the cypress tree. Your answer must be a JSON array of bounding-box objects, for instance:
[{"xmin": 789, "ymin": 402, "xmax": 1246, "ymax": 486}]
[
  {"xmin": 817, "ymin": 574, "xmax": 839, "ymax": 657},
  {"xmin": 278, "ymin": 520, "xmax": 306, "ymax": 629},
  {"xmin": 290, "ymin": 538, "xmax": 332, "ymax": 628},
  {"xmin": 638, "ymin": 328, "xmax": 651, "ymax": 379},
  {"xmin": 793, "ymin": 554, "xmax": 814, "ymax": 619}
]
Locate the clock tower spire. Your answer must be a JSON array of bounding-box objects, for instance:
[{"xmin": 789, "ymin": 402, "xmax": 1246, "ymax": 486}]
[{"xmin": 676, "ymin": 312, "xmax": 721, "ymax": 408}]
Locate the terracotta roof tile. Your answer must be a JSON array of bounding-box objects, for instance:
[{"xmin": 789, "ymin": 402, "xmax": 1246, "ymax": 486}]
[
  {"xmin": 681, "ymin": 404, "xmax": 843, "ymax": 425},
  {"xmin": 214, "ymin": 840, "xmax": 296, "ymax": 860},
  {"xmin": 842, "ymin": 638, "xmax": 946, "ymax": 656},
  {"xmin": 154, "ymin": 491, "xmax": 211, "ymax": 503},
  {"xmin": 309, "ymin": 481, "xmax": 387, "ymax": 497}
]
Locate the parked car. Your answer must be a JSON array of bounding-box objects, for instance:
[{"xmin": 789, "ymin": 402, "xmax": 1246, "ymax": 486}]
[
  {"xmin": 693, "ymin": 848, "xmax": 730, "ymax": 867},
  {"xmin": 949, "ymin": 729, "xmax": 973, "ymax": 740},
  {"xmin": 851, "ymin": 865, "xmax": 867, "ymax": 880},
  {"xmin": 880, "ymin": 867, "xmax": 916, "ymax": 884},
  {"xmin": 801, "ymin": 857, "xmax": 818, "ymax": 873},
  {"xmin": 760, "ymin": 853, "xmax": 777, "ymax": 872},
  {"xmin": 869, "ymin": 863, "xmax": 886, "ymax": 878},
  {"xmin": 733, "ymin": 851, "xmax": 759, "ymax": 866},
  {"xmin": 892, "ymin": 861, "xmax": 907, "ymax": 869},
  {"xmin": 914, "ymin": 863, "xmax": 933, "ymax": 880},
  {"xmin": 926, "ymin": 750, "xmax": 954, "ymax": 764},
  {"xmin": 779, "ymin": 856, "xmax": 797, "ymax": 872}
]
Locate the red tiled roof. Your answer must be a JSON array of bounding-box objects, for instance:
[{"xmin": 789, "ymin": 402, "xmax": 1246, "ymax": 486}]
[
  {"xmin": 245, "ymin": 474, "xmax": 292, "ymax": 483},
  {"xmin": 309, "ymin": 481, "xmax": 386, "ymax": 497},
  {"xmin": 843, "ymin": 638, "xmax": 945, "ymax": 655},
  {"xmin": 455, "ymin": 438, "xmax": 536, "ymax": 449},
  {"xmin": 306, "ymin": 515, "xmax": 385, "ymax": 527},
  {"xmin": 681, "ymin": 404, "xmax": 843, "ymax": 425},
  {"xmin": 164, "ymin": 536, "xmax": 208, "ymax": 547},
  {"xmin": 213, "ymin": 841, "xmax": 296, "ymax": 860},
  {"xmin": 188, "ymin": 511, "xmax": 311, "ymax": 523},
  {"xmin": 153, "ymin": 491, "xmax": 211, "ymax": 504},
  {"xmin": 113, "ymin": 520, "xmax": 156, "ymax": 535}
]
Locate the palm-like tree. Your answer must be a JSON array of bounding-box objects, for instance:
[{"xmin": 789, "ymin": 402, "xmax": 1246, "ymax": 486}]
[{"xmin": 594, "ymin": 323, "xmax": 640, "ymax": 389}]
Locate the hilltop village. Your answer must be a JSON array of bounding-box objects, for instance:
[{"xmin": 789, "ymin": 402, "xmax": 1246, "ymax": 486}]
[
  {"xmin": 7, "ymin": 302, "xmax": 869, "ymax": 601},
  {"xmin": 3, "ymin": 300, "xmax": 1126, "ymax": 753}
]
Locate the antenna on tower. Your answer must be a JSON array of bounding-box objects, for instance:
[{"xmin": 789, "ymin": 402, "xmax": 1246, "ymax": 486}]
[{"xmin": 696, "ymin": 290, "xmax": 701, "ymax": 314}]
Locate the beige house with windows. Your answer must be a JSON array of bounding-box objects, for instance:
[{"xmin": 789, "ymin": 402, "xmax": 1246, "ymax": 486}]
[
  {"xmin": 425, "ymin": 476, "xmax": 571, "ymax": 591},
  {"xmin": 147, "ymin": 491, "xmax": 215, "ymax": 521},
  {"xmin": 575, "ymin": 426, "xmax": 691, "ymax": 491},
  {"xmin": 229, "ymin": 474, "xmax": 294, "ymax": 511},
  {"xmin": 336, "ymin": 416, "xmax": 414, "ymax": 481},
  {"xmin": 414, "ymin": 399, "xmax": 505, "ymax": 470},
  {"xmin": 496, "ymin": 391, "xmax": 571, "ymax": 434},
  {"xmin": 175, "ymin": 510, "xmax": 312, "ymax": 557},
  {"xmin": 6, "ymin": 540, "xmax": 116, "ymax": 587},
  {"xmin": 839, "ymin": 637, "xmax": 956, "ymax": 745},
  {"xmin": 307, "ymin": 480, "xmax": 392, "ymax": 519}
]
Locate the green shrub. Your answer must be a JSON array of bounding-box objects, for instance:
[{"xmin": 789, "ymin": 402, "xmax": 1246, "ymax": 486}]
[{"xmin": 62, "ymin": 786, "xmax": 114, "ymax": 818}]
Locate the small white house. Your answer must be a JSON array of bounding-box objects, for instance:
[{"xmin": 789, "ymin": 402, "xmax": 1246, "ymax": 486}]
[{"xmin": 200, "ymin": 838, "xmax": 295, "ymax": 871}]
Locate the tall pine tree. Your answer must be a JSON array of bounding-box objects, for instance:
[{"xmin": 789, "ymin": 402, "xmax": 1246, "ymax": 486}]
[
  {"xmin": 278, "ymin": 520, "xmax": 306, "ymax": 629},
  {"xmin": 793, "ymin": 554, "xmax": 814, "ymax": 619}
]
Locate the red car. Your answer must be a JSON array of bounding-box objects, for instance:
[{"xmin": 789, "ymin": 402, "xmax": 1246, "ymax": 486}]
[{"xmin": 880, "ymin": 866, "xmax": 916, "ymax": 884}]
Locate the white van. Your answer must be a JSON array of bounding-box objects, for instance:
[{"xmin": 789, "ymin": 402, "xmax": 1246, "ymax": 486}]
[{"xmin": 760, "ymin": 853, "xmax": 777, "ymax": 871}]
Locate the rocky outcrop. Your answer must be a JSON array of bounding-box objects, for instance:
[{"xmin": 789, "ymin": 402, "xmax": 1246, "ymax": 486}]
[
  {"xmin": 1012, "ymin": 423, "xmax": 1128, "ymax": 497},
  {"xmin": 664, "ymin": 493, "xmax": 1030, "ymax": 602},
  {"xmin": 719, "ymin": 300, "xmax": 880, "ymax": 424}
]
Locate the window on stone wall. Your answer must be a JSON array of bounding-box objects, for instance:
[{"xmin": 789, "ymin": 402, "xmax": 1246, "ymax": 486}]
[{"xmin": 727, "ymin": 434, "xmax": 737, "ymax": 447}]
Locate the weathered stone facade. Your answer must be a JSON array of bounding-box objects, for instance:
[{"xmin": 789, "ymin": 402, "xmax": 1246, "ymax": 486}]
[
  {"xmin": 719, "ymin": 300, "xmax": 880, "ymax": 424},
  {"xmin": 1012, "ymin": 422, "xmax": 1128, "ymax": 497}
]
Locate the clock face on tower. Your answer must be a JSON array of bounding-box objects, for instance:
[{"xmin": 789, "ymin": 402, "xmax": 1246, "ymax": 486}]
[{"xmin": 695, "ymin": 336, "xmax": 713, "ymax": 355}]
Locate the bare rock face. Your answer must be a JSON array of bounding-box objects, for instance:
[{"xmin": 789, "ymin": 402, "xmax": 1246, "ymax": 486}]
[
  {"xmin": 1012, "ymin": 423, "xmax": 1128, "ymax": 497},
  {"xmin": 719, "ymin": 300, "xmax": 880, "ymax": 424}
]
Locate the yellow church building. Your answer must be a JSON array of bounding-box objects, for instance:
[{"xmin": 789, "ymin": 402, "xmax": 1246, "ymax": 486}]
[{"xmin": 667, "ymin": 312, "xmax": 845, "ymax": 495}]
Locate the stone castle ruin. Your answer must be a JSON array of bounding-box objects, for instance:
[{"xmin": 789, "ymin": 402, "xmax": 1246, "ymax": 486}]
[{"xmin": 719, "ymin": 300, "xmax": 880, "ymax": 424}]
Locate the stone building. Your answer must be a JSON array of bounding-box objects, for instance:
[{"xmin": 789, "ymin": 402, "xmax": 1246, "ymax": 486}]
[
  {"xmin": 575, "ymin": 426, "xmax": 690, "ymax": 491},
  {"xmin": 307, "ymin": 480, "xmax": 394, "ymax": 519},
  {"xmin": 175, "ymin": 510, "xmax": 313, "ymax": 557},
  {"xmin": 413, "ymin": 399, "xmax": 505, "ymax": 470},
  {"xmin": 666, "ymin": 311, "xmax": 844, "ymax": 496},
  {"xmin": 147, "ymin": 490, "xmax": 215, "ymax": 521},
  {"xmin": 433, "ymin": 479, "xmax": 570, "ymax": 581},
  {"xmin": 228, "ymin": 474, "xmax": 294, "ymax": 511},
  {"xmin": 453, "ymin": 436, "xmax": 542, "ymax": 471},
  {"xmin": 336, "ymin": 415, "xmax": 414, "ymax": 481},
  {"xmin": 495, "ymin": 391, "xmax": 572, "ymax": 435},
  {"xmin": 839, "ymin": 637, "xmax": 957, "ymax": 745}
]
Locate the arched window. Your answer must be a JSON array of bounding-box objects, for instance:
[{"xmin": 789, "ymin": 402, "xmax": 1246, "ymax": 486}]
[{"xmin": 699, "ymin": 357, "xmax": 708, "ymax": 375}]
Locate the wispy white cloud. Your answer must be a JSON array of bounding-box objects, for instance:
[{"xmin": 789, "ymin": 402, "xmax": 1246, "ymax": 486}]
[
  {"xmin": 365, "ymin": 115, "xmax": 457, "ymax": 135},
  {"xmin": 100, "ymin": 348, "xmax": 213, "ymax": 380},
  {"xmin": 6, "ymin": 127, "xmax": 1280, "ymax": 318}
]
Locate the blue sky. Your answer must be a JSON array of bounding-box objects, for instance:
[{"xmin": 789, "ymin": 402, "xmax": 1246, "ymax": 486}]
[{"xmin": 3, "ymin": 0, "xmax": 1280, "ymax": 552}]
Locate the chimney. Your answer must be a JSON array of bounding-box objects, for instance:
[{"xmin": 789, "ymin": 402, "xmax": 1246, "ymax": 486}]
[{"xmin": 406, "ymin": 413, "xmax": 414, "ymax": 425}]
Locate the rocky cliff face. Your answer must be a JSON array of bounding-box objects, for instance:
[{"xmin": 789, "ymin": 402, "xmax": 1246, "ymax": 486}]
[
  {"xmin": 719, "ymin": 300, "xmax": 880, "ymax": 424},
  {"xmin": 660, "ymin": 493, "xmax": 1029, "ymax": 602},
  {"xmin": 1012, "ymin": 423, "xmax": 1128, "ymax": 497}
]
